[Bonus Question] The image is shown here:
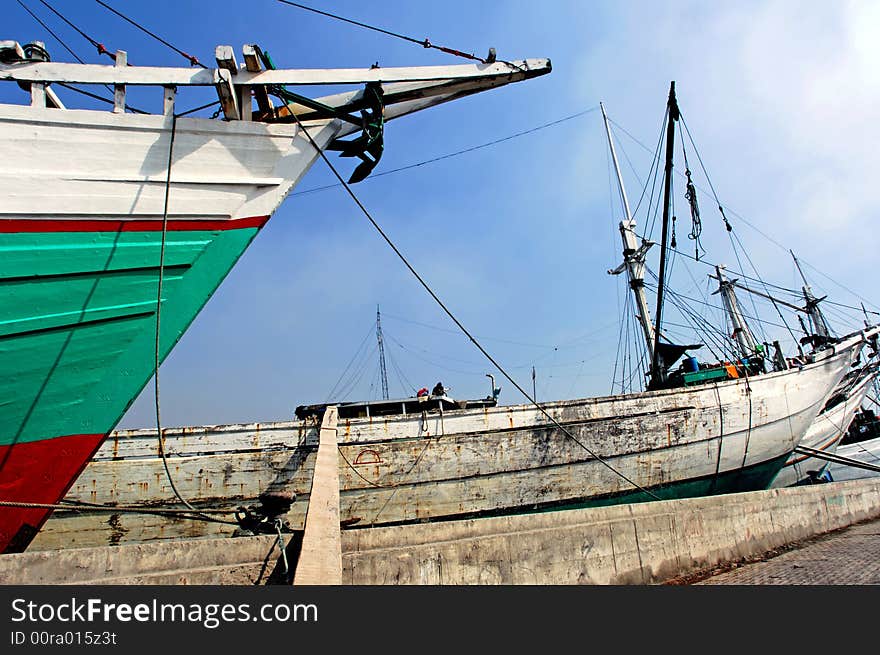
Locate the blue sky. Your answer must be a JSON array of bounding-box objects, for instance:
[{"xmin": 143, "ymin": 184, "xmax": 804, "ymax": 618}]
[{"xmin": 5, "ymin": 0, "xmax": 879, "ymax": 428}]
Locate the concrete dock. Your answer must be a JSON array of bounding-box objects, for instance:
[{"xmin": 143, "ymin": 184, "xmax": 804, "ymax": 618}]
[{"xmin": 1, "ymin": 478, "xmax": 879, "ymax": 585}]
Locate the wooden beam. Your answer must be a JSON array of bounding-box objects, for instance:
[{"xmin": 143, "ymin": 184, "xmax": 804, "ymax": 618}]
[
  {"xmin": 214, "ymin": 45, "xmax": 238, "ymax": 75},
  {"xmin": 0, "ymin": 58, "xmax": 551, "ymax": 87},
  {"xmin": 292, "ymin": 406, "xmax": 342, "ymax": 585},
  {"xmin": 113, "ymin": 50, "xmax": 127, "ymax": 113},
  {"xmin": 30, "ymin": 82, "xmax": 45, "ymax": 107},
  {"xmin": 45, "ymin": 85, "xmax": 65, "ymax": 109},
  {"xmin": 163, "ymin": 85, "xmax": 175, "ymax": 116},
  {"xmin": 242, "ymin": 44, "xmax": 273, "ymax": 117},
  {"xmin": 214, "ymin": 67, "xmax": 239, "ymax": 120},
  {"xmin": 238, "ymin": 85, "xmax": 252, "ymax": 121},
  {"xmin": 241, "ymin": 44, "xmax": 261, "ymax": 72}
]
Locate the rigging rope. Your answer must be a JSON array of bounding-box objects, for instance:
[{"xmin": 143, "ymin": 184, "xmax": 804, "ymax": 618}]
[
  {"xmin": 54, "ymin": 82, "xmax": 149, "ymax": 114},
  {"xmin": 288, "ymin": 113, "xmax": 662, "ymax": 502},
  {"xmin": 94, "ymin": 0, "xmax": 205, "ymax": 67},
  {"xmin": 292, "ymin": 107, "xmax": 599, "ymax": 197},
  {"xmin": 610, "ymin": 114, "xmax": 664, "ymax": 224},
  {"xmin": 680, "ymin": 138, "xmax": 704, "ymax": 260},
  {"xmin": 643, "ymin": 110, "xmax": 669, "ymax": 241},
  {"xmin": 38, "ymin": 0, "xmax": 116, "ymax": 60},
  {"xmin": 326, "ymin": 321, "xmax": 375, "ymax": 401},
  {"xmin": 276, "ymin": 0, "xmax": 491, "ymax": 64},
  {"xmin": 680, "ymin": 113, "xmax": 773, "ymax": 346},
  {"xmin": 152, "ymin": 113, "xmax": 203, "ymax": 514},
  {"xmin": 729, "ymin": 228, "xmax": 801, "ymax": 353},
  {"xmin": 796, "ymin": 258, "xmax": 880, "ymax": 316},
  {"xmin": 610, "ymin": 111, "xmax": 880, "ymax": 317},
  {"xmin": 643, "ymin": 272, "xmax": 797, "ymax": 336},
  {"xmin": 384, "ymin": 313, "xmax": 560, "ymax": 350},
  {"xmin": 150, "ymin": 112, "xmax": 231, "ymax": 523},
  {"xmin": 16, "ymin": 1, "xmax": 148, "ymax": 113},
  {"xmin": 17, "ymin": 0, "xmax": 85, "ymax": 64}
]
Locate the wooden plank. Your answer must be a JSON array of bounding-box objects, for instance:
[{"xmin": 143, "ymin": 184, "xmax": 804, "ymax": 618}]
[
  {"xmin": 63, "ymin": 447, "xmax": 318, "ymax": 506},
  {"xmin": 90, "ymin": 422, "xmax": 315, "ymax": 461},
  {"xmin": 32, "ymin": 505, "xmax": 242, "ymax": 551},
  {"xmin": 293, "ymin": 407, "xmax": 342, "ymax": 585}
]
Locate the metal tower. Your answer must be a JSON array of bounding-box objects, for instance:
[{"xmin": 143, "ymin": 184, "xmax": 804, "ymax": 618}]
[{"xmin": 376, "ymin": 305, "xmax": 389, "ymax": 400}]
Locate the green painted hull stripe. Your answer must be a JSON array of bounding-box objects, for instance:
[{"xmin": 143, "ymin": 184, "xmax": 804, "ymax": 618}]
[
  {"xmin": 0, "ymin": 226, "xmax": 261, "ymax": 447},
  {"xmin": 344, "ymin": 453, "xmax": 792, "ymax": 530}
]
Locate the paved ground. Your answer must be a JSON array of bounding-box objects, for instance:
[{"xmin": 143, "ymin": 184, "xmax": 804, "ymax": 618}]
[{"xmin": 685, "ymin": 516, "xmax": 880, "ymax": 585}]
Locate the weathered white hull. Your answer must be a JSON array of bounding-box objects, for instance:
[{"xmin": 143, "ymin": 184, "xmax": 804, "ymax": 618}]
[
  {"xmin": 31, "ymin": 336, "xmax": 862, "ymax": 551},
  {"xmin": 0, "ymin": 103, "xmax": 340, "ymax": 224},
  {"xmin": 771, "ymin": 368, "xmax": 875, "ymax": 488}
]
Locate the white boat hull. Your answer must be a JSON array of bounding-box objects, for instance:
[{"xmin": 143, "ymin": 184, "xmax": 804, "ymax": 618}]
[
  {"xmin": 827, "ymin": 438, "xmax": 880, "ymax": 481},
  {"xmin": 30, "ymin": 337, "xmax": 862, "ymax": 550},
  {"xmin": 771, "ymin": 368, "xmax": 875, "ymax": 488}
]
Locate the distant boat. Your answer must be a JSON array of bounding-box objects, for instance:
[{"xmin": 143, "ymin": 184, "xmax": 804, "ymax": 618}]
[
  {"xmin": 829, "ymin": 435, "xmax": 880, "ymax": 482},
  {"xmin": 824, "ymin": 404, "xmax": 880, "ymax": 482},
  {"xmin": 771, "ymin": 362, "xmax": 876, "ymax": 487},
  {"xmin": 767, "ymin": 255, "xmax": 879, "ymax": 487},
  {"xmin": 0, "ymin": 38, "xmax": 551, "ymax": 553},
  {"xmin": 32, "ymin": 82, "xmax": 874, "ymax": 551}
]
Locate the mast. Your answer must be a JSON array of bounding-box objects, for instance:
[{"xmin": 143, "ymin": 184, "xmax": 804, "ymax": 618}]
[
  {"xmin": 713, "ymin": 265, "xmax": 758, "ymax": 357},
  {"xmin": 791, "ymin": 251, "xmax": 832, "ymax": 340},
  {"xmin": 601, "ymin": 102, "xmax": 656, "ymax": 362},
  {"xmin": 376, "ymin": 305, "xmax": 389, "ymax": 400},
  {"xmin": 651, "ymin": 81, "xmax": 680, "ymax": 386}
]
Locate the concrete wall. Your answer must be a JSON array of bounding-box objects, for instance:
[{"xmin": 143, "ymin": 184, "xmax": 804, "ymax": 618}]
[
  {"xmin": 2, "ymin": 478, "xmax": 879, "ymax": 584},
  {"xmin": 342, "ymin": 478, "xmax": 880, "ymax": 584},
  {"xmin": 0, "ymin": 534, "xmax": 279, "ymax": 585}
]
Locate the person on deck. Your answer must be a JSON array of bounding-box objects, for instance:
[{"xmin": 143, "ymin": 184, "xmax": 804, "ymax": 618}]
[{"xmin": 432, "ymin": 382, "xmax": 446, "ymax": 396}]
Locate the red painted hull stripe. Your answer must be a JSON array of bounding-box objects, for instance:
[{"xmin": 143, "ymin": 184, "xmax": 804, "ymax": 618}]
[
  {"xmin": 0, "ymin": 215, "xmax": 270, "ymax": 233},
  {"xmin": 0, "ymin": 433, "xmax": 106, "ymax": 553}
]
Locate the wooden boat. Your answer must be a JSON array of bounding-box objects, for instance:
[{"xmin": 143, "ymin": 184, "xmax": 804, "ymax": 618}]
[
  {"xmin": 771, "ymin": 362, "xmax": 877, "ymax": 487},
  {"xmin": 755, "ymin": 254, "xmax": 880, "ymax": 487},
  {"xmin": 0, "ymin": 38, "xmax": 551, "ymax": 553},
  {"xmin": 829, "ymin": 435, "xmax": 880, "ymax": 482},
  {"xmin": 823, "ymin": 399, "xmax": 880, "ymax": 481},
  {"xmin": 29, "ymin": 81, "xmax": 872, "ymax": 551},
  {"xmin": 31, "ymin": 330, "xmax": 865, "ymax": 550}
]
